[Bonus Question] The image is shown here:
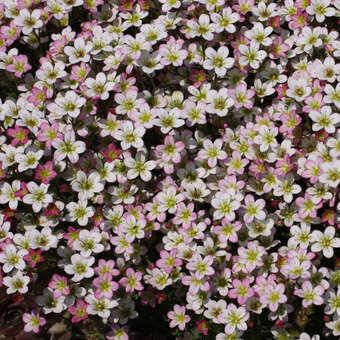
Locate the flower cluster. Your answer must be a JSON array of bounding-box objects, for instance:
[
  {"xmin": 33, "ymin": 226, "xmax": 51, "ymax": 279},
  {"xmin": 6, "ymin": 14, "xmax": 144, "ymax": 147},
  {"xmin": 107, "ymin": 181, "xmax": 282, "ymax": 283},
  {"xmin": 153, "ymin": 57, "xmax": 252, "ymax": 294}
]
[{"xmin": 0, "ymin": 0, "xmax": 339, "ymax": 339}]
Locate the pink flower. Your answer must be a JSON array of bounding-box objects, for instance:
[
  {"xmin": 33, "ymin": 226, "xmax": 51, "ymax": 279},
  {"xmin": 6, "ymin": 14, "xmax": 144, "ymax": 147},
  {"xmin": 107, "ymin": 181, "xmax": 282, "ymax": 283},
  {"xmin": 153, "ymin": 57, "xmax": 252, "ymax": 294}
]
[
  {"xmin": 119, "ymin": 268, "xmax": 143, "ymax": 293},
  {"xmin": 37, "ymin": 122, "xmax": 63, "ymax": 148},
  {"xmin": 22, "ymin": 311, "xmax": 46, "ymax": 333},
  {"xmin": 294, "ymin": 280, "xmax": 324, "ymax": 307},
  {"xmin": 34, "ymin": 162, "xmax": 57, "ymax": 184},
  {"xmin": 228, "ymin": 278, "xmax": 254, "ymax": 305},
  {"xmin": 289, "ymin": 10, "xmax": 308, "ymax": 30},
  {"xmin": 212, "ymin": 219, "xmax": 242, "ymax": 244},
  {"xmin": 6, "ymin": 55, "xmax": 31, "ymax": 77},
  {"xmin": 84, "ymin": 0, "xmax": 104, "ymax": 13},
  {"xmin": 229, "ymin": 82, "xmax": 255, "ymax": 109},
  {"xmin": 167, "ymin": 305, "xmax": 190, "ymax": 331},
  {"xmin": 63, "ymin": 226, "xmax": 80, "ymax": 247},
  {"xmin": 243, "ymin": 194, "xmax": 266, "ymax": 223},
  {"xmin": 93, "ymin": 272, "xmax": 119, "ymax": 299},
  {"xmin": 106, "ymin": 324, "xmax": 129, "ymax": 340},
  {"xmin": 101, "ymin": 143, "xmax": 121, "ymax": 162},
  {"xmin": 296, "ymin": 193, "xmax": 322, "ymax": 219},
  {"xmin": 27, "ymin": 86, "xmax": 49, "ymax": 106},
  {"xmin": 119, "ymin": 0, "xmax": 134, "ymax": 11},
  {"xmin": 45, "ymin": 203, "xmax": 60, "ymax": 217},
  {"xmin": 189, "ymin": 70, "xmax": 206, "ymax": 88},
  {"xmin": 195, "ymin": 320, "xmax": 208, "ymax": 336},
  {"xmin": 299, "ymin": 157, "xmax": 323, "ymax": 184},
  {"xmin": 321, "ymin": 209, "xmax": 336, "ymax": 225},
  {"xmin": 48, "ymin": 274, "xmax": 70, "ymax": 298},
  {"xmin": 270, "ymin": 36, "xmax": 290, "ymax": 58},
  {"xmin": 259, "ymin": 283, "xmax": 287, "ymax": 312},
  {"xmin": 7, "ymin": 125, "xmax": 29, "ymax": 146},
  {"xmin": 156, "ymin": 249, "xmax": 182, "ymax": 274},
  {"xmin": 23, "ymin": 249, "xmax": 44, "ymax": 268},
  {"xmin": 0, "ymin": 21, "xmax": 22, "ymax": 41},
  {"xmin": 68, "ymin": 299, "xmax": 89, "ymax": 323},
  {"xmin": 70, "ymin": 62, "xmax": 91, "ymax": 82}
]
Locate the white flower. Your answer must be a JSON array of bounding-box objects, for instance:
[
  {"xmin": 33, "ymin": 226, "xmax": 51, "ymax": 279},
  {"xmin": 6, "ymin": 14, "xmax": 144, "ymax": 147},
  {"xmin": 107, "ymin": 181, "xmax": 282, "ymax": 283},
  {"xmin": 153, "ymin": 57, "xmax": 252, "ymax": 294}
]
[
  {"xmin": 84, "ymin": 72, "xmax": 115, "ymax": 100},
  {"xmin": 73, "ymin": 229, "xmax": 104, "ymax": 257},
  {"xmin": 0, "ymin": 145, "xmax": 25, "ymax": 169},
  {"xmin": 114, "ymin": 121, "xmax": 145, "ymax": 149},
  {"xmin": 109, "ymin": 184, "xmax": 138, "ymax": 205},
  {"xmin": 157, "ymin": 186, "xmax": 184, "ymax": 214},
  {"xmin": 245, "ymin": 23, "xmax": 273, "ymax": 46},
  {"xmin": 203, "ymin": 46, "xmax": 234, "ymax": 77},
  {"xmin": 36, "ymin": 61, "xmax": 67, "ymax": 84},
  {"xmin": 315, "ymin": 57, "xmax": 340, "ymax": 83},
  {"xmin": 0, "ymin": 244, "xmax": 27, "ymax": 273},
  {"xmin": 0, "ymin": 216, "xmax": 12, "ymax": 242},
  {"xmin": 211, "ymin": 191, "xmax": 242, "ymax": 221},
  {"xmin": 141, "ymin": 23, "xmax": 167, "ymax": 44},
  {"xmin": 239, "ymin": 41, "xmax": 267, "ymax": 69},
  {"xmin": 97, "ymin": 160, "xmax": 116, "ymax": 183},
  {"xmin": 324, "ymin": 83, "xmax": 340, "ymax": 108},
  {"xmin": 325, "ymin": 290, "xmax": 340, "ymax": 316},
  {"xmin": 115, "ymin": 90, "xmax": 145, "ymax": 116},
  {"xmin": 295, "ymin": 280, "xmax": 324, "ymax": 307},
  {"xmin": 52, "ymin": 130, "xmax": 86, "ymax": 163},
  {"xmin": 15, "ymin": 149, "xmax": 44, "ymax": 172},
  {"xmin": 0, "ymin": 180, "xmax": 21, "ymax": 209},
  {"xmin": 98, "ymin": 112, "xmax": 120, "ymax": 138},
  {"xmin": 254, "ymin": 126, "xmax": 278, "ymax": 152},
  {"xmin": 298, "ymin": 332, "xmax": 320, "ymax": 340},
  {"xmin": 311, "ymin": 226, "xmax": 340, "ymax": 258},
  {"xmin": 14, "ymin": 9, "xmax": 43, "ymax": 35},
  {"xmin": 319, "ymin": 161, "xmax": 340, "ymax": 187},
  {"xmin": 66, "ymin": 200, "xmax": 95, "ymax": 226},
  {"xmin": 253, "ymin": 79, "xmax": 275, "ymax": 98},
  {"xmin": 197, "ymin": 139, "xmax": 227, "ymax": 168},
  {"xmin": 110, "ymin": 299, "xmax": 138, "ymax": 325},
  {"xmin": 90, "ymin": 26, "xmax": 114, "ymax": 54},
  {"xmin": 183, "ymin": 181, "xmax": 210, "ymax": 202},
  {"xmin": 3, "ymin": 271, "xmax": 30, "ymax": 294},
  {"xmin": 252, "ymin": 2, "xmax": 277, "ymax": 21},
  {"xmin": 64, "ymin": 254, "xmax": 95, "ymax": 281},
  {"xmin": 297, "ymin": 27, "xmax": 322, "ymax": 52},
  {"xmin": 28, "ymin": 227, "xmax": 58, "ymax": 251},
  {"xmin": 36, "ymin": 288, "xmax": 66, "ymax": 314},
  {"xmin": 144, "ymin": 267, "xmax": 172, "ymax": 290},
  {"xmin": 158, "ymin": 0, "xmax": 181, "ymax": 13},
  {"xmin": 85, "ymin": 294, "xmax": 118, "ymax": 319},
  {"xmin": 64, "ymin": 37, "xmax": 93, "ymax": 64},
  {"xmin": 309, "ymin": 106, "xmax": 340, "ymax": 133},
  {"xmin": 53, "ymin": 91, "xmax": 86, "ymax": 118},
  {"xmin": 206, "ymin": 88, "xmax": 234, "ymax": 117},
  {"xmin": 306, "ymin": 0, "xmax": 335, "ymax": 22},
  {"xmin": 286, "ymin": 77, "xmax": 311, "ymax": 102},
  {"xmin": 121, "ymin": 220, "xmax": 145, "ymax": 248},
  {"xmin": 288, "ymin": 223, "xmax": 313, "ymax": 248},
  {"xmin": 204, "ymin": 299, "xmax": 227, "ymax": 324},
  {"xmin": 326, "ymin": 315, "xmax": 340, "ymax": 337},
  {"xmin": 71, "ymin": 171, "xmax": 104, "ymax": 200},
  {"xmin": 221, "ymin": 303, "xmax": 249, "ymax": 334},
  {"xmin": 211, "ymin": 7, "xmax": 239, "ymax": 33},
  {"xmin": 126, "ymin": 151, "xmax": 156, "ymax": 182},
  {"xmin": 273, "ymin": 174, "xmax": 301, "ymax": 203},
  {"xmin": 155, "ymin": 108, "xmax": 185, "ymax": 134},
  {"xmin": 138, "ymin": 51, "xmax": 163, "ymax": 74},
  {"xmin": 23, "ymin": 182, "xmax": 52, "ymax": 213},
  {"xmin": 187, "ymin": 14, "xmax": 216, "ymax": 41}
]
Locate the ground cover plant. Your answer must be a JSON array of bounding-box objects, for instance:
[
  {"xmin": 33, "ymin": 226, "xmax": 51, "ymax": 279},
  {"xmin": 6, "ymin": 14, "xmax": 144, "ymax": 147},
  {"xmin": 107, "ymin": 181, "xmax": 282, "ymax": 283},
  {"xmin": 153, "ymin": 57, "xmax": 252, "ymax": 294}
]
[{"xmin": 0, "ymin": 0, "xmax": 339, "ymax": 339}]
